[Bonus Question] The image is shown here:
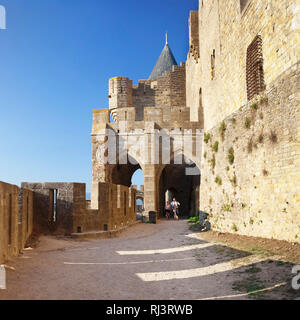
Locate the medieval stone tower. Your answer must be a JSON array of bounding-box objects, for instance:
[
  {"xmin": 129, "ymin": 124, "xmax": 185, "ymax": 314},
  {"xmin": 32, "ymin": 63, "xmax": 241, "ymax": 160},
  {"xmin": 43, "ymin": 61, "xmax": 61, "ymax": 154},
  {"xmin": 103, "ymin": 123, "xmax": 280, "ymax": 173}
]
[
  {"xmin": 91, "ymin": 35, "xmax": 202, "ymax": 218},
  {"xmin": 92, "ymin": 0, "xmax": 300, "ymax": 243}
]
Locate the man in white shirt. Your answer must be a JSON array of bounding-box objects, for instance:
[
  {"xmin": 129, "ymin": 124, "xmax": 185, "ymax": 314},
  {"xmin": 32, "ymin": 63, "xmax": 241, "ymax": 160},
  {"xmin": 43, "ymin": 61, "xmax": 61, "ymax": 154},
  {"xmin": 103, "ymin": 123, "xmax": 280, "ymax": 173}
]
[{"xmin": 171, "ymin": 198, "xmax": 180, "ymax": 219}]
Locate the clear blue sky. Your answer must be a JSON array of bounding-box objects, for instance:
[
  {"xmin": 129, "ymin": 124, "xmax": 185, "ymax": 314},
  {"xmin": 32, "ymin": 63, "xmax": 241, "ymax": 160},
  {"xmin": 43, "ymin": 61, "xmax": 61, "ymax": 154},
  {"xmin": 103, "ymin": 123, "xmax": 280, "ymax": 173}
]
[{"xmin": 0, "ymin": 0, "xmax": 198, "ymax": 192}]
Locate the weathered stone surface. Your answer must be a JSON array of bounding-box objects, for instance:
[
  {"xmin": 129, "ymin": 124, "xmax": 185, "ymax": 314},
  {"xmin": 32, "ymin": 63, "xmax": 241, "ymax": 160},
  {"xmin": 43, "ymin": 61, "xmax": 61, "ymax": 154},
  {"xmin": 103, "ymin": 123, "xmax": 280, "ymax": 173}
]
[
  {"xmin": 200, "ymin": 63, "xmax": 300, "ymax": 243},
  {"xmin": 186, "ymin": 0, "xmax": 299, "ymax": 131},
  {"xmin": 0, "ymin": 182, "xmax": 34, "ymax": 264}
]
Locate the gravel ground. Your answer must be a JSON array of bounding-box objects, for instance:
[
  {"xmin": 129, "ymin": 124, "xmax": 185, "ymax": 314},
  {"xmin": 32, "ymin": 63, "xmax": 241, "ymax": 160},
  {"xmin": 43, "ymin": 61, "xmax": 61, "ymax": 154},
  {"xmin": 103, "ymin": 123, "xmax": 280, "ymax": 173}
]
[{"xmin": 0, "ymin": 220, "xmax": 299, "ymax": 300}]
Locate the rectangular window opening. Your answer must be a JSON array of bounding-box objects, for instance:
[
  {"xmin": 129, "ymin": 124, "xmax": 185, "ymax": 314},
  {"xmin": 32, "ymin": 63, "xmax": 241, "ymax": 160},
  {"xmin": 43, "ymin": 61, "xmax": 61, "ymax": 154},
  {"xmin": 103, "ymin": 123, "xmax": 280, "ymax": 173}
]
[
  {"xmin": 49, "ymin": 189, "xmax": 58, "ymax": 223},
  {"xmin": 246, "ymin": 35, "xmax": 265, "ymax": 101},
  {"xmin": 53, "ymin": 189, "xmax": 58, "ymax": 222}
]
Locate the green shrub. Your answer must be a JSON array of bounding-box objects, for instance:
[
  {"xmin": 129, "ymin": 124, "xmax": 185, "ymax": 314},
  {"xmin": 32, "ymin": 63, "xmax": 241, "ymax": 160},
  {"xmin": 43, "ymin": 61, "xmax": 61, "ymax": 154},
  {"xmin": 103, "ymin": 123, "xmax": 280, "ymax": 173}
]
[
  {"xmin": 188, "ymin": 216, "xmax": 199, "ymax": 224},
  {"xmin": 204, "ymin": 132, "xmax": 211, "ymax": 143},
  {"xmin": 260, "ymin": 96, "xmax": 268, "ymax": 104},
  {"xmin": 222, "ymin": 203, "xmax": 231, "ymax": 212},
  {"xmin": 213, "ymin": 141, "xmax": 219, "ymax": 152},
  {"xmin": 244, "ymin": 117, "xmax": 251, "ymax": 129},
  {"xmin": 215, "ymin": 176, "xmax": 222, "ymax": 186},
  {"xmin": 211, "ymin": 154, "xmax": 216, "ymax": 170},
  {"xmin": 250, "ymin": 103, "xmax": 258, "ymax": 110},
  {"xmin": 228, "ymin": 147, "xmax": 234, "ymax": 165},
  {"xmin": 232, "ymin": 224, "xmax": 238, "ymax": 232},
  {"xmin": 231, "ymin": 172, "xmax": 237, "ymax": 187},
  {"xmin": 219, "ymin": 121, "xmax": 226, "ymax": 140}
]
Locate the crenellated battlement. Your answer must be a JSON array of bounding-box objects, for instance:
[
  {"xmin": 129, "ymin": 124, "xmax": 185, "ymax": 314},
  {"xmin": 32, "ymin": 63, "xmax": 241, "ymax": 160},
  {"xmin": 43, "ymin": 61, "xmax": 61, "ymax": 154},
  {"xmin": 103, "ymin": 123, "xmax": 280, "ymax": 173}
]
[{"xmin": 109, "ymin": 61, "xmax": 186, "ymax": 122}]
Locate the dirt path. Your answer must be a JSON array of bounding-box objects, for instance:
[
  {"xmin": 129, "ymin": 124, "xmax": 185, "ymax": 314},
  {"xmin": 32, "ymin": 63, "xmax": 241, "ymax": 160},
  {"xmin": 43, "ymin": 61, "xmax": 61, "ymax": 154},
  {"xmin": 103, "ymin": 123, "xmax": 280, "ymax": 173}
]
[{"xmin": 0, "ymin": 220, "xmax": 299, "ymax": 300}]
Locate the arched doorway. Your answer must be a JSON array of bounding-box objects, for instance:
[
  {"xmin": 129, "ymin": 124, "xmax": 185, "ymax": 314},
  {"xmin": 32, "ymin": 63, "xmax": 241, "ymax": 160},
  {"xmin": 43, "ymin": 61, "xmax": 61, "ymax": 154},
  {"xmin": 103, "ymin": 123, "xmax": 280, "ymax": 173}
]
[
  {"xmin": 132, "ymin": 169, "xmax": 144, "ymax": 213},
  {"xmin": 158, "ymin": 157, "xmax": 200, "ymax": 218},
  {"xmin": 110, "ymin": 155, "xmax": 143, "ymax": 187},
  {"xmin": 110, "ymin": 156, "xmax": 145, "ymax": 214}
]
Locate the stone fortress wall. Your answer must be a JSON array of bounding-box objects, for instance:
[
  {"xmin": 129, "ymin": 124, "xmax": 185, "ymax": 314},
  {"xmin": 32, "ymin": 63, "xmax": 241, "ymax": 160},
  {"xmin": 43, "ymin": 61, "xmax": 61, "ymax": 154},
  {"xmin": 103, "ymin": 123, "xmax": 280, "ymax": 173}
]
[
  {"xmin": 185, "ymin": 0, "xmax": 300, "ymax": 242},
  {"xmin": 200, "ymin": 64, "xmax": 300, "ymax": 242},
  {"xmin": 187, "ymin": 0, "xmax": 299, "ymax": 130}
]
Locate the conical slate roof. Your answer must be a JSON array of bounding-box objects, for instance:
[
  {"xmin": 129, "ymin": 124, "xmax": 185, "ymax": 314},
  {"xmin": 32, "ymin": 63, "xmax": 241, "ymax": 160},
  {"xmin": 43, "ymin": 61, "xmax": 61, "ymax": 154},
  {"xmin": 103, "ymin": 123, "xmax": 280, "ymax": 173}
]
[{"xmin": 149, "ymin": 37, "xmax": 178, "ymax": 81}]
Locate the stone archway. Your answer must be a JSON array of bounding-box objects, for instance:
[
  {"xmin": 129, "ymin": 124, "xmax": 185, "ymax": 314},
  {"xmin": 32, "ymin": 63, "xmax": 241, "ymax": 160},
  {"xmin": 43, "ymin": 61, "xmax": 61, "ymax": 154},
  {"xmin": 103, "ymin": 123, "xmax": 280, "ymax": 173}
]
[
  {"xmin": 91, "ymin": 114, "xmax": 203, "ymax": 215},
  {"xmin": 158, "ymin": 157, "xmax": 200, "ymax": 218}
]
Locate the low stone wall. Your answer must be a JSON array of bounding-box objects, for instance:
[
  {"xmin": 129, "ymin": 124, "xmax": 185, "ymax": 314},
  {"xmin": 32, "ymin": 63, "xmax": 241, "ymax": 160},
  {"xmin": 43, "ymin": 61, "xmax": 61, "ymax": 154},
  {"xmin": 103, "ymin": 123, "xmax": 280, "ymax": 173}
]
[
  {"xmin": 96, "ymin": 183, "xmax": 136, "ymax": 231},
  {"xmin": 200, "ymin": 63, "xmax": 300, "ymax": 243},
  {"xmin": 21, "ymin": 182, "xmax": 86, "ymax": 235},
  {"xmin": 0, "ymin": 182, "xmax": 34, "ymax": 264},
  {"xmin": 72, "ymin": 183, "xmax": 136, "ymax": 233},
  {"xmin": 22, "ymin": 182, "xmax": 137, "ymax": 235}
]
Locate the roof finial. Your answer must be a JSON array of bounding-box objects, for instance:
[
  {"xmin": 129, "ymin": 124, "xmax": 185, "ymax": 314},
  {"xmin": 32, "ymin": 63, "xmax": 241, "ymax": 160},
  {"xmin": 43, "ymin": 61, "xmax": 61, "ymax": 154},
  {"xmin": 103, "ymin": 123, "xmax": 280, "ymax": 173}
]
[{"xmin": 165, "ymin": 32, "xmax": 168, "ymax": 45}]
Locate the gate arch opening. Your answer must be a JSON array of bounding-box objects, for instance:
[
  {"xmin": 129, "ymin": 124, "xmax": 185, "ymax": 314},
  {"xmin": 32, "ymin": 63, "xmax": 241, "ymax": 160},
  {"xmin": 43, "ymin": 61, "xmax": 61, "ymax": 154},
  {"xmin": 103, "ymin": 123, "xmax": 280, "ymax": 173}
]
[{"xmin": 158, "ymin": 157, "xmax": 200, "ymax": 218}]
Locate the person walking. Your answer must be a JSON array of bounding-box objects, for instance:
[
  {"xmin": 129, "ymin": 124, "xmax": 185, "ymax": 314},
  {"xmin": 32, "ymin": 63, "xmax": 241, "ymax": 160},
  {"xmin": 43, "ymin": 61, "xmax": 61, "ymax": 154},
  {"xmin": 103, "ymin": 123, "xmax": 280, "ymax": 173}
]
[
  {"xmin": 164, "ymin": 201, "xmax": 172, "ymax": 219},
  {"xmin": 171, "ymin": 198, "xmax": 180, "ymax": 220}
]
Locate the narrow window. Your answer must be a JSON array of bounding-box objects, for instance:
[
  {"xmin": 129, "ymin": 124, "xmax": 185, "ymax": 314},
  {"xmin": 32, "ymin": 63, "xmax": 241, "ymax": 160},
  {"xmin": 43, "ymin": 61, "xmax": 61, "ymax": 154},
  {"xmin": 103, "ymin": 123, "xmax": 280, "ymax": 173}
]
[
  {"xmin": 211, "ymin": 50, "xmax": 215, "ymax": 80},
  {"xmin": 53, "ymin": 189, "xmax": 58, "ymax": 222},
  {"xmin": 246, "ymin": 35, "xmax": 265, "ymax": 101},
  {"xmin": 49, "ymin": 189, "xmax": 58, "ymax": 222}
]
